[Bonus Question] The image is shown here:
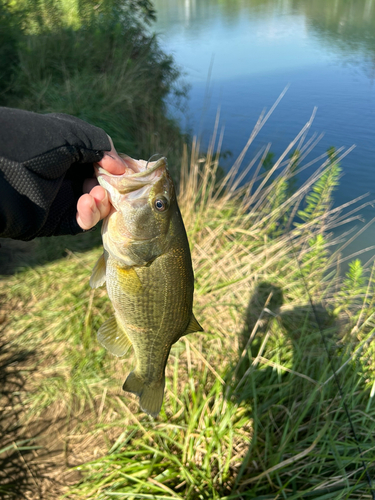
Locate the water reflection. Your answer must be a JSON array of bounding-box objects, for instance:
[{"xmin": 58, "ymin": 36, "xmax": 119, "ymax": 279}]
[
  {"xmin": 301, "ymin": 0, "xmax": 375, "ymax": 69},
  {"xmin": 155, "ymin": 0, "xmax": 375, "ymax": 74}
]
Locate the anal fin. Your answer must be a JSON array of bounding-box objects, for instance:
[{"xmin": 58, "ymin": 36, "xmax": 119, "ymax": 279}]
[
  {"xmin": 184, "ymin": 314, "xmax": 204, "ymax": 335},
  {"xmin": 97, "ymin": 315, "xmax": 132, "ymax": 357},
  {"xmin": 174, "ymin": 313, "xmax": 204, "ymax": 343}
]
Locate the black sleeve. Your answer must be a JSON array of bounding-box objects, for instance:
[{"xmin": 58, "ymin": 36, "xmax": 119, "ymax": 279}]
[{"xmin": 0, "ymin": 107, "xmax": 112, "ymax": 241}]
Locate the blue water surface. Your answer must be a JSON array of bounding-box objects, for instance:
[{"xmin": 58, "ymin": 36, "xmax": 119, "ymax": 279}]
[{"xmin": 153, "ymin": 0, "xmax": 375, "ymax": 264}]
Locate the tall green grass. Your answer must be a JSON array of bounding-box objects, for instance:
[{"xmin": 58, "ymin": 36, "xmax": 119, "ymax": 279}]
[{"xmin": 1, "ymin": 113, "xmax": 375, "ymax": 498}]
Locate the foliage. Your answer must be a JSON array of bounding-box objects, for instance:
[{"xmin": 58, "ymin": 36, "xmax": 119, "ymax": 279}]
[
  {"xmin": 0, "ymin": 0, "xmax": 186, "ymax": 165},
  {"xmin": 337, "ymin": 259, "xmax": 366, "ymax": 312},
  {"xmin": 260, "ymin": 149, "xmax": 300, "ymax": 236},
  {"xmin": 0, "ymin": 2, "xmax": 22, "ymax": 96},
  {"xmin": 5, "ymin": 0, "xmax": 156, "ymax": 33},
  {"xmin": 297, "ymin": 147, "xmax": 341, "ymax": 225}
]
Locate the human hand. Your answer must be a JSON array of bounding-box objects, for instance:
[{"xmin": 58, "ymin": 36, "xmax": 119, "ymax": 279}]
[{"xmin": 76, "ymin": 137, "xmax": 127, "ymax": 230}]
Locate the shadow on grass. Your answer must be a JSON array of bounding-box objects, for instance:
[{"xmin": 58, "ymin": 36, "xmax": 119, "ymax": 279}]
[
  {"xmin": 0, "ymin": 325, "xmax": 41, "ymax": 499},
  {"xmin": 226, "ymin": 281, "xmax": 375, "ymax": 499},
  {"xmin": 0, "ymin": 227, "xmax": 102, "ymax": 276},
  {"xmin": 0, "ymin": 340, "xmax": 80, "ymax": 499}
]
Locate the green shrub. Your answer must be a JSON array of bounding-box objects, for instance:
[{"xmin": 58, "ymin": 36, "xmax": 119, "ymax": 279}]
[{"xmin": 0, "ymin": 0, "xmax": 187, "ymax": 166}]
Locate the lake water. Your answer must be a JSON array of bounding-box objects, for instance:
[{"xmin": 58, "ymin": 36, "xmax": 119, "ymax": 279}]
[{"xmin": 152, "ymin": 0, "xmax": 375, "ymax": 266}]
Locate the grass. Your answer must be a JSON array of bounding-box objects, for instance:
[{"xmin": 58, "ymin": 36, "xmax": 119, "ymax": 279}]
[{"xmin": 2, "ymin": 112, "xmax": 375, "ymax": 498}]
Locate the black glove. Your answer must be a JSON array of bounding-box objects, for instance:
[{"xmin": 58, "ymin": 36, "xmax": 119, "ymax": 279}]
[{"xmin": 0, "ymin": 107, "xmax": 111, "ymax": 240}]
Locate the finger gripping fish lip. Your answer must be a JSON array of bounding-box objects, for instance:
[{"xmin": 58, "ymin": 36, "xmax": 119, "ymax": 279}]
[{"xmin": 97, "ymin": 156, "xmax": 168, "ymax": 179}]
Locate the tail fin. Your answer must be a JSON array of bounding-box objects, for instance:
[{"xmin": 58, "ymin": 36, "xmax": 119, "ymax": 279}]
[{"xmin": 123, "ymin": 371, "xmax": 165, "ymax": 418}]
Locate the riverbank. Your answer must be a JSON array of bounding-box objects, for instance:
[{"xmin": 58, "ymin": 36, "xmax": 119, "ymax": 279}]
[{"xmin": 1, "ymin": 122, "xmax": 375, "ymax": 498}]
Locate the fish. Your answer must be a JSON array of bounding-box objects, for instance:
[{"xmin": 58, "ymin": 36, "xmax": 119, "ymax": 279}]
[{"xmin": 90, "ymin": 155, "xmax": 202, "ymax": 417}]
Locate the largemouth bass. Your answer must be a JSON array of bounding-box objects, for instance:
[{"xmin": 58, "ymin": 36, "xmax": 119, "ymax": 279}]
[{"xmin": 90, "ymin": 156, "xmax": 202, "ymax": 417}]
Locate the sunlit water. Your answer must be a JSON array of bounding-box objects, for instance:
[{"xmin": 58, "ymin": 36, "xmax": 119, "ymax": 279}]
[{"xmin": 153, "ymin": 0, "xmax": 375, "ymax": 265}]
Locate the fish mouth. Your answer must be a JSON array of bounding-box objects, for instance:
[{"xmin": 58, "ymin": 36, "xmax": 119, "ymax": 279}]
[
  {"xmin": 96, "ymin": 156, "xmax": 167, "ymax": 180},
  {"xmin": 95, "ymin": 155, "xmax": 170, "ymax": 202}
]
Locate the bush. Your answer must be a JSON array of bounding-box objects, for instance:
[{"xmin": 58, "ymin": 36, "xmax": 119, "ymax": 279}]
[{"xmin": 0, "ymin": 0, "xmax": 187, "ymax": 166}]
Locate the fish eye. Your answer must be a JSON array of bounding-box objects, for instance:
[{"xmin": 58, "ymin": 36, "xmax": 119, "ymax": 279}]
[{"xmin": 154, "ymin": 197, "xmax": 169, "ymax": 212}]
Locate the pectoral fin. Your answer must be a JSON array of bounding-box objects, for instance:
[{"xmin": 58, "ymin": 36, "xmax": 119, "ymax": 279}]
[
  {"xmin": 116, "ymin": 266, "xmax": 142, "ymax": 295},
  {"xmin": 97, "ymin": 315, "xmax": 132, "ymax": 357},
  {"xmin": 90, "ymin": 253, "xmax": 106, "ymax": 288}
]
